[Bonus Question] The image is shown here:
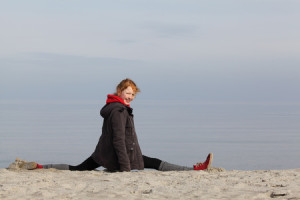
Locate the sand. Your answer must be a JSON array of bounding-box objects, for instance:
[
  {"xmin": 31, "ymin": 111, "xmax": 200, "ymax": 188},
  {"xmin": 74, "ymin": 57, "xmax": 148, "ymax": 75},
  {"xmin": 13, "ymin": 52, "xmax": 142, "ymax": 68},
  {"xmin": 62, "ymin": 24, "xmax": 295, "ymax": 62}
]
[{"xmin": 1, "ymin": 166, "xmax": 300, "ymax": 200}]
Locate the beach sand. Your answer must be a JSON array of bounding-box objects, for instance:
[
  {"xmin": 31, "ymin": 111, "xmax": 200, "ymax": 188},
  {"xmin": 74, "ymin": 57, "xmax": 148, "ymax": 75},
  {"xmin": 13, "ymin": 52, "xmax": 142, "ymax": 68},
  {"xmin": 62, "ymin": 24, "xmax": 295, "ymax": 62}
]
[{"xmin": 1, "ymin": 166, "xmax": 299, "ymax": 200}]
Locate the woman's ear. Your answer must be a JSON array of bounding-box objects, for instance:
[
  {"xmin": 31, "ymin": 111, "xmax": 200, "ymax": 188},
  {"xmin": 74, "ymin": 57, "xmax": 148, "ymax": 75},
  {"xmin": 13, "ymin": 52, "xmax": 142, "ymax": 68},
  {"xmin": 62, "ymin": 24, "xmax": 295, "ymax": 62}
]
[{"xmin": 116, "ymin": 89, "xmax": 121, "ymax": 96}]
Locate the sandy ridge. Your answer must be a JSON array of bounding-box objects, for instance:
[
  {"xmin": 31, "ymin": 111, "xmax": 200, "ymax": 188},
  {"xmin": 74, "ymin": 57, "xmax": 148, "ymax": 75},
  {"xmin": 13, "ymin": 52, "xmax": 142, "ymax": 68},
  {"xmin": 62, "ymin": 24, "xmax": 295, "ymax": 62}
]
[{"xmin": 1, "ymin": 168, "xmax": 300, "ymax": 200}]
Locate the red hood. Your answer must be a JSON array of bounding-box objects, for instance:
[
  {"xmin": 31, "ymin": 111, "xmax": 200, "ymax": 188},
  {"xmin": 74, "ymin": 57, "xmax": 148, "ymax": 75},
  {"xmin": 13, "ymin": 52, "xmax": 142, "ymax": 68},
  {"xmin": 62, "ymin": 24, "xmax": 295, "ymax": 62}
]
[{"xmin": 106, "ymin": 94, "xmax": 130, "ymax": 107}]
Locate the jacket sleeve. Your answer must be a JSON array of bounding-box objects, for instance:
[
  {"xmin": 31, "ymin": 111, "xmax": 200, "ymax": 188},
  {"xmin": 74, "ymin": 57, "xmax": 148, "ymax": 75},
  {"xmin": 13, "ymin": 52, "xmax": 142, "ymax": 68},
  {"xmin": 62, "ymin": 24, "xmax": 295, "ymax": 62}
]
[{"xmin": 110, "ymin": 109, "xmax": 131, "ymax": 172}]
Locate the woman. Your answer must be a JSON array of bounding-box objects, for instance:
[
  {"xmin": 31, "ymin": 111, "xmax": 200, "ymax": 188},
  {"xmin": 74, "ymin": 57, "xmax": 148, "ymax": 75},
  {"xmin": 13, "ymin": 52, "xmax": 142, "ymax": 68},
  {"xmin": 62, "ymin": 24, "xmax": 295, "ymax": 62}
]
[{"xmin": 14, "ymin": 78, "xmax": 213, "ymax": 171}]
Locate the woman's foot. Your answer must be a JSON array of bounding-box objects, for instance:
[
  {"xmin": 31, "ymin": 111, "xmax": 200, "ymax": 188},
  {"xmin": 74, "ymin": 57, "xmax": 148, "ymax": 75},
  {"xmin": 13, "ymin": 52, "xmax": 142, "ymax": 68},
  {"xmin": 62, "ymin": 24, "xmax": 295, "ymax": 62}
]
[
  {"xmin": 193, "ymin": 153, "xmax": 213, "ymax": 170},
  {"xmin": 20, "ymin": 161, "xmax": 38, "ymax": 170},
  {"xmin": 8, "ymin": 158, "xmax": 38, "ymax": 170}
]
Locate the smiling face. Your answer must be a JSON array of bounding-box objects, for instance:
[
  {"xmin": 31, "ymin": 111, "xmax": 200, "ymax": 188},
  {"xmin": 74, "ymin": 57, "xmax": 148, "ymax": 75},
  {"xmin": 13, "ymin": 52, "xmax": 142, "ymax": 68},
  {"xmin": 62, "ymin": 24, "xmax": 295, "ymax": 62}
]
[{"xmin": 118, "ymin": 86, "xmax": 135, "ymax": 105}]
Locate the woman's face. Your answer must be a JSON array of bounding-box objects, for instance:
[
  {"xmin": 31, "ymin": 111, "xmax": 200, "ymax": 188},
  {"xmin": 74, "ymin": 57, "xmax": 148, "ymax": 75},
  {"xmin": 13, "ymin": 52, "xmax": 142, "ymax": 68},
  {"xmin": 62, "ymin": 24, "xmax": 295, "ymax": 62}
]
[{"xmin": 119, "ymin": 86, "xmax": 135, "ymax": 105}]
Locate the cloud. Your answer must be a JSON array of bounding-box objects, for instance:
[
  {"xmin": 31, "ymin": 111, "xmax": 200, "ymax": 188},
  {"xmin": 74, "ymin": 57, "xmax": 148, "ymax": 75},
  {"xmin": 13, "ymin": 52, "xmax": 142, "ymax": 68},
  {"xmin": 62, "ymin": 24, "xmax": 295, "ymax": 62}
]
[
  {"xmin": 139, "ymin": 21, "xmax": 199, "ymax": 38},
  {"xmin": 111, "ymin": 39, "xmax": 137, "ymax": 45},
  {"xmin": 2, "ymin": 52, "xmax": 300, "ymax": 102}
]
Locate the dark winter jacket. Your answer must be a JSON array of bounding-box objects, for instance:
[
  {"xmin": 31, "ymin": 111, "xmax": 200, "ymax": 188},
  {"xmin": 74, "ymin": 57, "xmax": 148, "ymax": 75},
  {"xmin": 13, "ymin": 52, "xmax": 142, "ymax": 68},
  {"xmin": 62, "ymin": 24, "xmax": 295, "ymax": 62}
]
[{"xmin": 91, "ymin": 100, "xmax": 144, "ymax": 171}]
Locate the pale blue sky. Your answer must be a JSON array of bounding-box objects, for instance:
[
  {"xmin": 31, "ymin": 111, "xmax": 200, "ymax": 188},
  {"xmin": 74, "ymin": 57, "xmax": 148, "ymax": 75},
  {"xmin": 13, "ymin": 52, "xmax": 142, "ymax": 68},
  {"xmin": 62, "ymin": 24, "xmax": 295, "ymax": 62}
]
[{"xmin": 1, "ymin": 0, "xmax": 300, "ymax": 102}]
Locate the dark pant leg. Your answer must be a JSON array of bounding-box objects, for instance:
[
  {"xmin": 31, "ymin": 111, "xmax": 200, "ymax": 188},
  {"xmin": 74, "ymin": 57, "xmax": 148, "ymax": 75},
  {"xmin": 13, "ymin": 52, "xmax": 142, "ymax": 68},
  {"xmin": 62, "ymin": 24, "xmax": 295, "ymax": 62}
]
[
  {"xmin": 69, "ymin": 156, "xmax": 101, "ymax": 171},
  {"xmin": 143, "ymin": 155, "xmax": 162, "ymax": 170},
  {"xmin": 143, "ymin": 155, "xmax": 193, "ymax": 171}
]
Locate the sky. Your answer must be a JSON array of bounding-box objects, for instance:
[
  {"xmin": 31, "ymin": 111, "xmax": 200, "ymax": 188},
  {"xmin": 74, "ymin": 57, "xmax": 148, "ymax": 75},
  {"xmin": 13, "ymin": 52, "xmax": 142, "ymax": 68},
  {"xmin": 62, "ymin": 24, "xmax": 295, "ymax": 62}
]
[{"xmin": 1, "ymin": 0, "xmax": 300, "ymax": 103}]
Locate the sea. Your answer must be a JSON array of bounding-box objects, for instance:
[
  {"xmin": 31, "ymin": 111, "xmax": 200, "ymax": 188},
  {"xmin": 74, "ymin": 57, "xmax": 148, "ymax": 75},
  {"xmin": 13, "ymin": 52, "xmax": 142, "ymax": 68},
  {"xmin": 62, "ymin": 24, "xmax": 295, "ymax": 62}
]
[{"xmin": 1, "ymin": 99, "xmax": 299, "ymax": 171}]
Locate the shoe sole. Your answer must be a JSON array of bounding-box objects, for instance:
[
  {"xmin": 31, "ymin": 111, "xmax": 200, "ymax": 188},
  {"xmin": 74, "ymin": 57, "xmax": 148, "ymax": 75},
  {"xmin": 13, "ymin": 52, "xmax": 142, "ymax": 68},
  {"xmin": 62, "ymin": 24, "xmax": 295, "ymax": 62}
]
[{"xmin": 207, "ymin": 153, "xmax": 213, "ymax": 169}]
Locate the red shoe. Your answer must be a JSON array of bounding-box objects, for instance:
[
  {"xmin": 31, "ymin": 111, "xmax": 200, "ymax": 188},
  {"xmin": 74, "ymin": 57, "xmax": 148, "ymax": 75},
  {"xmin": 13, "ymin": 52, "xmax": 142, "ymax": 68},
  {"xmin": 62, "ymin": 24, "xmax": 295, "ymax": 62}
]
[{"xmin": 193, "ymin": 153, "xmax": 213, "ymax": 170}]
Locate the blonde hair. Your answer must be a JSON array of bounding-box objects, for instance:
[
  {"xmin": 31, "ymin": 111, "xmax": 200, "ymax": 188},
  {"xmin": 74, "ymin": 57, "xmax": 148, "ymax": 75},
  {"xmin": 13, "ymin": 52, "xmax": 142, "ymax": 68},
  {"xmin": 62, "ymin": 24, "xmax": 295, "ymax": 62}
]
[{"xmin": 115, "ymin": 78, "xmax": 140, "ymax": 95}]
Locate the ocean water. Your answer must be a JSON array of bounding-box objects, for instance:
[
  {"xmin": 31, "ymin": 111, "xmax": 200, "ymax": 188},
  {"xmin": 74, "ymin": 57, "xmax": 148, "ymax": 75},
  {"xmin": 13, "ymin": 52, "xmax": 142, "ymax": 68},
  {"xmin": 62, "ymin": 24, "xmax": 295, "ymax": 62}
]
[{"xmin": 1, "ymin": 100, "xmax": 299, "ymax": 170}]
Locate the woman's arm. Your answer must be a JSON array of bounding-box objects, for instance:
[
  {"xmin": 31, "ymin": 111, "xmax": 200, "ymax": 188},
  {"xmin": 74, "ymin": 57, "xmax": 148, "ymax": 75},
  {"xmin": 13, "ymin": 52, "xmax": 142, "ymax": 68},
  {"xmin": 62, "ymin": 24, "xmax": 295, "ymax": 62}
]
[{"xmin": 110, "ymin": 110, "xmax": 131, "ymax": 172}]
